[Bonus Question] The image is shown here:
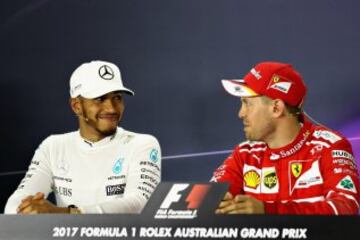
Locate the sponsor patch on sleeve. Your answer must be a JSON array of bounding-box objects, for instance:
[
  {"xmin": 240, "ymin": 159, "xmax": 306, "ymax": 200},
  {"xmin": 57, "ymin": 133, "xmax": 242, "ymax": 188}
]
[
  {"xmin": 336, "ymin": 176, "xmax": 357, "ymax": 193},
  {"xmin": 210, "ymin": 164, "xmax": 227, "ymax": 182},
  {"xmin": 332, "ymin": 150, "xmax": 355, "ymax": 161},
  {"xmin": 332, "ymin": 158, "xmax": 357, "ymax": 170},
  {"xmin": 149, "ymin": 149, "xmax": 160, "ymax": 163},
  {"xmin": 313, "ymin": 130, "xmax": 341, "ymax": 144}
]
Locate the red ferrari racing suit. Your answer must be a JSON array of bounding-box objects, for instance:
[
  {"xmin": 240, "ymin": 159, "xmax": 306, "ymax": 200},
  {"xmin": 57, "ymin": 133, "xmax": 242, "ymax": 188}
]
[{"xmin": 211, "ymin": 120, "xmax": 360, "ymax": 214}]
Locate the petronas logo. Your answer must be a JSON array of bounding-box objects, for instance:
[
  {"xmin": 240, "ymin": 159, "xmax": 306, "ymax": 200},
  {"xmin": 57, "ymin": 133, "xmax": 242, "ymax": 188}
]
[
  {"xmin": 112, "ymin": 159, "xmax": 124, "ymax": 175},
  {"xmin": 150, "ymin": 149, "xmax": 159, "ymax": 163}
]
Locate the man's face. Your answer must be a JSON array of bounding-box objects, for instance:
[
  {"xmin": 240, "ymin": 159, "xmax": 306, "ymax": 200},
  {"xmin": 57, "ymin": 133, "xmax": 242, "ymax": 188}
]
[
  {"xmin": 238, "ymin": 96, "xmax": 275, "ymax": 142},
  {"xmin": 78, "ymin": 91, "xmax": 125, "ymax": 137}
]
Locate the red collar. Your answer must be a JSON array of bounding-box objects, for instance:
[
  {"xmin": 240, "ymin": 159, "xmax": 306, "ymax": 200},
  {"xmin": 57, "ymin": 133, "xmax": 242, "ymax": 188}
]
[{"xmin": 268, "ymin": 118, "xmax": 313, "ymax": 160}]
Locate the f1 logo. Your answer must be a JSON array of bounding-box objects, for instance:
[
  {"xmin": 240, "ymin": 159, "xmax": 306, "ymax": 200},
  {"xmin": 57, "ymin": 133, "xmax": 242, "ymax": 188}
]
[
  {"xmin": 160, "ymin": 184, "xmax": 188, "ymax": 209},
  {"xmin": 159, "ymin": 183, "xmax": 210, "ymax": 209},
  {"xmin": 186, "ymin": 184, "xmax": 211, "ymax": 209}
]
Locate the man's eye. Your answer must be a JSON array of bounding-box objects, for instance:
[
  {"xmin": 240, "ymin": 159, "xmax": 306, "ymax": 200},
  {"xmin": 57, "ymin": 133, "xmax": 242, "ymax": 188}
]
[
  {"xmin": 114, "ymin": 95, "xmax": 123, "ymax": 101},
  {"xmin": 94, "ymin": 97, "xmax": 104, "ymax": 102}
]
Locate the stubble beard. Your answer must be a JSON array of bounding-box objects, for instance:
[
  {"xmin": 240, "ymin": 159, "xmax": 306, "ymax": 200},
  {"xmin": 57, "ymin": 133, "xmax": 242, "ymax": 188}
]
[
  {"xmin": 83, "ymin": 112, "xmax": 119, "ymax": 137},
  {"xmin": 244, "ymin": 121, "xmax": 274, "ymax": 143}
]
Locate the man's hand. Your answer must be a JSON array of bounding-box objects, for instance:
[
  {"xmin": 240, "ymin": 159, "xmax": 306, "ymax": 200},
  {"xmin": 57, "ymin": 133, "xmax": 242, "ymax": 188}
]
[
  {"xmin": 216, "ymin": 192, "xmax": 265, "ymax": 214},
  {"xmin": 215, "ymin": 192, "xmax": 234, "ymax": 214},
  {"xmin": 17, "ymin": 192, "xmax": 69, "ymax": 214}
]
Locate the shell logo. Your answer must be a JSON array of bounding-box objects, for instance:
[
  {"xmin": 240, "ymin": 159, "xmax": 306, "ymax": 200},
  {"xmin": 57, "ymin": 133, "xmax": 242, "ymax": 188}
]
[{"xmin": 244, "ymin": 170, "xmax": 261, "ymax": 189}]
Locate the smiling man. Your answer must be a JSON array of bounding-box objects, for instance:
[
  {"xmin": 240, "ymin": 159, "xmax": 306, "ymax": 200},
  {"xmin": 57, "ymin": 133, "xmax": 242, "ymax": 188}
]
[
  {"xmin": 212, "ymin": 62, "xmax": 360, "ymax": 215},
  {"xmin": 4, "ymin": 60, "xmax": 161, "ymax": 214}
]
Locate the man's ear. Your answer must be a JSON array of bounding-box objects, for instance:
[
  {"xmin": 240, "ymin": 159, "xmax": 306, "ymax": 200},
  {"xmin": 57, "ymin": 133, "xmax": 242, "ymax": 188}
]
[
  {"xmin": 272, "ymin": 99, "xmax": 286, "ymax": 118},
  {"xmin": 69, "ymin": 97, "xmax": 82, "ymax": 116}
]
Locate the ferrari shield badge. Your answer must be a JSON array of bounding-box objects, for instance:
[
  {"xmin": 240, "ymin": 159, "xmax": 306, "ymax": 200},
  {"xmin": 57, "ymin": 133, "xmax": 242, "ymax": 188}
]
[{"xmin": 291, "ymin": 163, "xmax": 302, "ymax": 178}]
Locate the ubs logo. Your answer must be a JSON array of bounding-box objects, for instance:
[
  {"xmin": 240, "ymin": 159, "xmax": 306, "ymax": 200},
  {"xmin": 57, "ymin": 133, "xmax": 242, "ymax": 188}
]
[
  {"xmin": 98, "ymin": 65, "xmax": 114, "ymax": 80},
  {"xmin": 54, "ymin": 186, "xmax": 72, "ymax": 197},
  {"xmin": 106, "ymin": 184, "xmax": 126, "ymax": 196}
]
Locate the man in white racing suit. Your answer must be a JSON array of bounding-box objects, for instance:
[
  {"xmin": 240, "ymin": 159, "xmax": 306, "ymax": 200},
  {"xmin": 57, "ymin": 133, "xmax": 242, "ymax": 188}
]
[{"xmin": 5, "ymin": 60, "xmax": 161, "ymax": 214}]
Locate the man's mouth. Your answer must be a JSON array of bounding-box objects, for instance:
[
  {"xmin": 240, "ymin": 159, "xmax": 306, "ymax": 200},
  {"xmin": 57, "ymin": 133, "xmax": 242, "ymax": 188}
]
[{"xmin": 98, "ymin": 114, "xmax": 120, "ymax": 121}]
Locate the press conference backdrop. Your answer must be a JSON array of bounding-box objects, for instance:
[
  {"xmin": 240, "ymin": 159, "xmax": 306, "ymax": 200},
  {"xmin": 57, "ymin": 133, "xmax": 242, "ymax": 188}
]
[{"xmin": 0, "ymin": 0, "xmax": 359, "ymax": 210}]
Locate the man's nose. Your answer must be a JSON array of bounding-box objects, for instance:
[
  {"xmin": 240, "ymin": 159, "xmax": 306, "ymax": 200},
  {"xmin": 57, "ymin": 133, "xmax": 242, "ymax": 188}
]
[
  {"xmin": 102, "ymin": 99, "xmax": 117, "ymax": 112},
  {"xmin": 238, "ymin": 106, "xmax": 245, "ymax": 119}
]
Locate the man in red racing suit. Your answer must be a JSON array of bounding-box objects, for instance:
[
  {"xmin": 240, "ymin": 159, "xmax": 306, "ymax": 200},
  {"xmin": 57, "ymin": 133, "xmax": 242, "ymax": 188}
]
[{"xmin": 213, "ymin": 62, "xmax": 360, "ymax": 215}]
